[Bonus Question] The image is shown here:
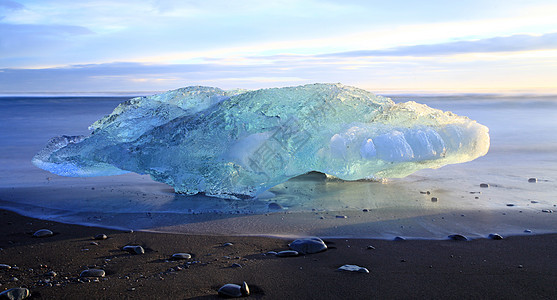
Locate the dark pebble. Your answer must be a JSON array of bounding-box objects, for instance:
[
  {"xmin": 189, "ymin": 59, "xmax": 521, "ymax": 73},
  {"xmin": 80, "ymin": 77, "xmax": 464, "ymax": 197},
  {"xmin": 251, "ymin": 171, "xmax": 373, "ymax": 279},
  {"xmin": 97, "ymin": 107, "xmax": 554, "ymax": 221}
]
[
  {"xmin": 276, "ymin": 250, "xmax": 299, "ymax": 257},
  {"xmin": 479, "ymin": 183, "xmax": 489, "ymax": 188},
  {"xmin": 431, "ymin": 197, "xmax": 438, "ymax": 202},
  {"xmin": 394, "ymin": 236, "xmax": 405, "ymax": 241},
  {"xmin": 218, "ymin": 282, "xmax": 249, "ymax": 297},
  {"xmin": 488, "ymin": 233, "xmax": 503, "ymax": 240},
  {"xmin": 528, "ymin": 178, "xmax": 537, "ymax": 183},
  {"xmin": 94, "ymin": 234, "xmax": 107, "ymax": 240},
  {"xmin": 45, "ymin": 271, "xmax": 57, "ymax": 277},
  {"xmin": 33, "ymin": 229, "xmax": 53, "ymax": 238},
  {"xmin": 123, "ymin": 245, "xmax": 144, "ymax": 254},
  {"xmin": 289, "ymin": 237, "xmax": 327, "ymax": 254},
  {"xmin": 0, "ymin": 287, "xmax": 30, "ymax": 300},
  {"xmin": 367, "ymin": 245, "xmax": 375, "ymax": 250},
  {"xmin": 241, "ymin": 282, "xmax": 249, "ymax": 296},
  {"xmin": 80, "ymin": 269, "xmax": 105, "ymax": 277},
  {"xmin": 171, "ymin": 253, "xmax": 191, "ymax": 260},
  {"xmin": 448, "ymin": 234, "xmax": 469, "ymax": 241}
]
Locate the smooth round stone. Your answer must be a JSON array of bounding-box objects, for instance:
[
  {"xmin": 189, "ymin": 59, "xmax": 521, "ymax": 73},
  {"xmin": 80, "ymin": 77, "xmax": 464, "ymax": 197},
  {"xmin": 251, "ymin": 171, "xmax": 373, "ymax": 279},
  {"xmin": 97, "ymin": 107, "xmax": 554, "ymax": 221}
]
[
  {"xmin": 288, "ymin": 237, "xmax": 327, "ymax": 254},
  {"xmin": 33, "ymin": 229, "xmax": 53, "ymax": 238},
  {"xmin": 276, "ymin": 250, "xmax": 299, "ymax": 257},
  {"xmin": 479, "ymin": 183, "xmax": 489, "ymax": 188},
  {"xmin": 0, "ymin": 287, "xmax": 30, "ymax": 300},
  {"xmin": 241, "ymin": 281, "xmax": 249, "ymax": 296},
  {"xmin": 45, "ymin": 271, "xmax": 57, "ymax": 277},
  {"xmin": 488, "ymin": 233, "xmax": 503, "ymax": 240},
  {"xmin": 0, "ymin": 264, "xmax": 11, "ymax": 270},
  {"xmin": 528, "ymin": 178, "xmax": 537, "ymax": 183},
  {"xmin": 80, "ymin": 269, "xmax": 105, "ymax": 277},
  {"xmin": 338, "ymin": 264, "xmax": 369, "ymax": 273},
  {"xmin": 94, "ymin": 234, "xmax": 107, "ymax": 240},
  {"xmin": 218, "ymin": 282, "xmax": 250, "ymax": 298},
  {"xmin": 171, "ymin": 253, "xmax": 191, "ymax": 260},
  {"xmin": 448, "ymin": 234, "xmax": 469, "ymax": 241},
  {"xmin": 123, "ymin": 245, "xmax": 144, "ymax": 254}
]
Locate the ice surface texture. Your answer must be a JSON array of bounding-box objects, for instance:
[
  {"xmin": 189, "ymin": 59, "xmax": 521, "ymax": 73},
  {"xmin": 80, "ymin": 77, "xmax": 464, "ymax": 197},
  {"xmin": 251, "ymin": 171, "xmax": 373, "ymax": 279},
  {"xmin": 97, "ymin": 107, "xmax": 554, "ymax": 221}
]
[{"xmin": 32, "ymin": 83, "xmax": 490, "ymax": 198}]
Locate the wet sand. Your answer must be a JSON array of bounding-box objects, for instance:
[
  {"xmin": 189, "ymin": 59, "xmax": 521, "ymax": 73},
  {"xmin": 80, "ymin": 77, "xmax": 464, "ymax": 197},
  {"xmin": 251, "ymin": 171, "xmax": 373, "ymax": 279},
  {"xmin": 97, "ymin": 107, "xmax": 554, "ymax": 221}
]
[{"xmin": 1, "ymin": 209, "xmax": 556, "ymax": 299}]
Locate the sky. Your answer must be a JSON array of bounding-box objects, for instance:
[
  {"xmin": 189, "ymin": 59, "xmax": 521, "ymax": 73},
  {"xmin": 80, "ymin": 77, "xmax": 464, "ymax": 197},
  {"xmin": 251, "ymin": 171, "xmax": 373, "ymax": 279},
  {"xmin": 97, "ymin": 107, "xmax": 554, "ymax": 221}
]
[{"xmin": 1, "ymin": 0, "xmax": 557, "ymax": 94}]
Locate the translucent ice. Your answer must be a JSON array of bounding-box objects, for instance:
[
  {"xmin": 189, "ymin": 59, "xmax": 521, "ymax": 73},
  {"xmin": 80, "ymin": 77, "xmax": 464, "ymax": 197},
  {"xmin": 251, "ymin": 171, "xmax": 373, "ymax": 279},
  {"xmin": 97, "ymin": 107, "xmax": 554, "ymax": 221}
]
[{"xmin": 32, "ymin": 84, "xmax": 490, "ymax": 198}]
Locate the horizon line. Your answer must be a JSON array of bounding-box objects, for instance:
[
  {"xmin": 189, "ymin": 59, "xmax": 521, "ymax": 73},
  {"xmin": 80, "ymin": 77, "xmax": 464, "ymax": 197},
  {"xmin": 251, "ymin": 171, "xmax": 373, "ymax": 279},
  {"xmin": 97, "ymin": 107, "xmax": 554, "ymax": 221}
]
[{"xmin": 1, "ymin": 86, "xmax": 557, "ymax": 98}]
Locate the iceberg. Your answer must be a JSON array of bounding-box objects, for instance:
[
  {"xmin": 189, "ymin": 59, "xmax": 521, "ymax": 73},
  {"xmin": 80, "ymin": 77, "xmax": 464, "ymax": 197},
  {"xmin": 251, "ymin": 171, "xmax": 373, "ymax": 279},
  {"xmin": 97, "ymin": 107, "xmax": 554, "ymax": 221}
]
[{"xmin": 32, "ymin": 83, "xmax": 490, "ymax": 198}]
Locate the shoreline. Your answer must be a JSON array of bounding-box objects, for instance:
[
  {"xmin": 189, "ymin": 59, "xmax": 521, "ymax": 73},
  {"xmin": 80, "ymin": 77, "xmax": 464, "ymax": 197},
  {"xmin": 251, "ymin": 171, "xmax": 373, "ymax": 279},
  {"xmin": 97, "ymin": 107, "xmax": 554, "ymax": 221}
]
[{"xmin": 1, "ymin": 209, "xmax": 557, "ymax": 299}]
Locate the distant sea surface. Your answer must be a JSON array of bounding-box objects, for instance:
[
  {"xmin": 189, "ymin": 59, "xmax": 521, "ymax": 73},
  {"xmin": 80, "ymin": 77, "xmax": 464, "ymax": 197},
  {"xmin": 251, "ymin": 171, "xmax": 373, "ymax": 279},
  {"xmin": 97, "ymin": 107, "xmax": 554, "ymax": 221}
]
[{"xmin": 1, "ymin": 94, "xmax": 556, "ymax": 239}]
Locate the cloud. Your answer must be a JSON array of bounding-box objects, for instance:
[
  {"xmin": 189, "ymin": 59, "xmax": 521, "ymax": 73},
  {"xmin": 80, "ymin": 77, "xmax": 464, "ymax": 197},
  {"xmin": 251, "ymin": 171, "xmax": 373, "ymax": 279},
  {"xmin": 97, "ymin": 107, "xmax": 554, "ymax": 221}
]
[
  {"xmin": 0, "ymin": 0, "xmax": 24, "ymax": 10},
  {"xmin": 321, "ymin": 32, "xmax": 557, "ymax": 58},
  {"xmin": 0, "ymin": 23, "xmax": 93, "ymax": 61},
  {"xmin": 0, "ymin": 62, "xmax": 301, "ymax": 92},
  {"xmin": 1, "ymin": 31, "xmax": 557, "ymax": 93}
]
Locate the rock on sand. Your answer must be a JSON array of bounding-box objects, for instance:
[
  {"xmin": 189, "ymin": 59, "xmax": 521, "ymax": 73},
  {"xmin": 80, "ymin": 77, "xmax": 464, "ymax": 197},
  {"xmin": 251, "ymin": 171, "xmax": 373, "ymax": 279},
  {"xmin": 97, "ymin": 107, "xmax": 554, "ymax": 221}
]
[
  {"xmin": 33, "ymin": 229, "xmax": 53, "ymax": 238},
  {"xmin": 123, "ymin": 245, "xmax": 145, "ymax": 254},
  {"xmin": 171, "ymin": 253, "xmax": 191, "ymax": 260},
  {"xmin": 80, "ymin": 269, "xmax": 105, "ymax": 277},
  {"xmin": 338, "ymin": 264, "xmax": 369, "ymax": 273},
  {"xmin": 218, "ymin": 281, "xmax": 250, "ymax": 297},
  {"xmin": 448, "ymin": 234, "xmax": 469, "ymax": 241},
  {"xmin": 0, "ymin": 287, "xmax": 30, "ymax": 300},
  {"xmin": 94, "ymin": 234, "xmax": 108, "ymax": 240},
  {"xmin": 276, "ymin": 250, "xmax": 299, "ymax": 257},
  {"xmin": 288, "ymin": 237, "xmax": 327, "ymax": 254}
]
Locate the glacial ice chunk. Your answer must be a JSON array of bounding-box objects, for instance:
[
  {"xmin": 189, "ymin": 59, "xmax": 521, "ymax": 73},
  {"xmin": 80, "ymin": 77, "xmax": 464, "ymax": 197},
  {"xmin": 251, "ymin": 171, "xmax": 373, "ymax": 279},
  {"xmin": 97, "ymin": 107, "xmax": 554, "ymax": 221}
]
[{"xmin": 32, "ymin": 83, "xmax": 490, "ymax": 198}]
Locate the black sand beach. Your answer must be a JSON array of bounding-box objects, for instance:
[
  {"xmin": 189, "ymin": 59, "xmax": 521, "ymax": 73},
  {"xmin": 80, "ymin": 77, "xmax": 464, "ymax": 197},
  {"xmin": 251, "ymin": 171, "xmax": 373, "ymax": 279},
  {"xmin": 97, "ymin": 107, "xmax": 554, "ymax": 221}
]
[{"xmin": 1, "ymin": 209, "xmax": 556, "ymax": 299}]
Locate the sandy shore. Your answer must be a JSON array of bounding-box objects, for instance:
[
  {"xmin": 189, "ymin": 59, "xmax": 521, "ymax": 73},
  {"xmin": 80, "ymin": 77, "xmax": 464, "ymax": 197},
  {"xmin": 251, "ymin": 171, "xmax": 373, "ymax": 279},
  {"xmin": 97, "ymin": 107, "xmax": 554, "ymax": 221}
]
[{"xmin": 1, "ymin": 210, "xmax": 557, "ymax": 299}]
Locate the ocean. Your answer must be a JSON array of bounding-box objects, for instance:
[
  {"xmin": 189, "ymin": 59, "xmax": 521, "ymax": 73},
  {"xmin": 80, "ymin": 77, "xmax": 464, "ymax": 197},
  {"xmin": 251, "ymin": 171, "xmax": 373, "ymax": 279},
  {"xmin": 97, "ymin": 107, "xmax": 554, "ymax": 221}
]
[{"xmin": 1, "ymin": 94, "xmax": 556, "ymax": 239}]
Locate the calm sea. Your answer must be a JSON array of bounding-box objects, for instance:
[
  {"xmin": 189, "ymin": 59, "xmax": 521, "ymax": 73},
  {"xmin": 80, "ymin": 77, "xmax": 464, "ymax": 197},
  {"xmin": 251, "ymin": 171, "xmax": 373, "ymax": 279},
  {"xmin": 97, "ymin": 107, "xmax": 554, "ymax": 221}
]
[{"xmin": 1, "ymin": 94, "xmax": 556, "ymax": 239}]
